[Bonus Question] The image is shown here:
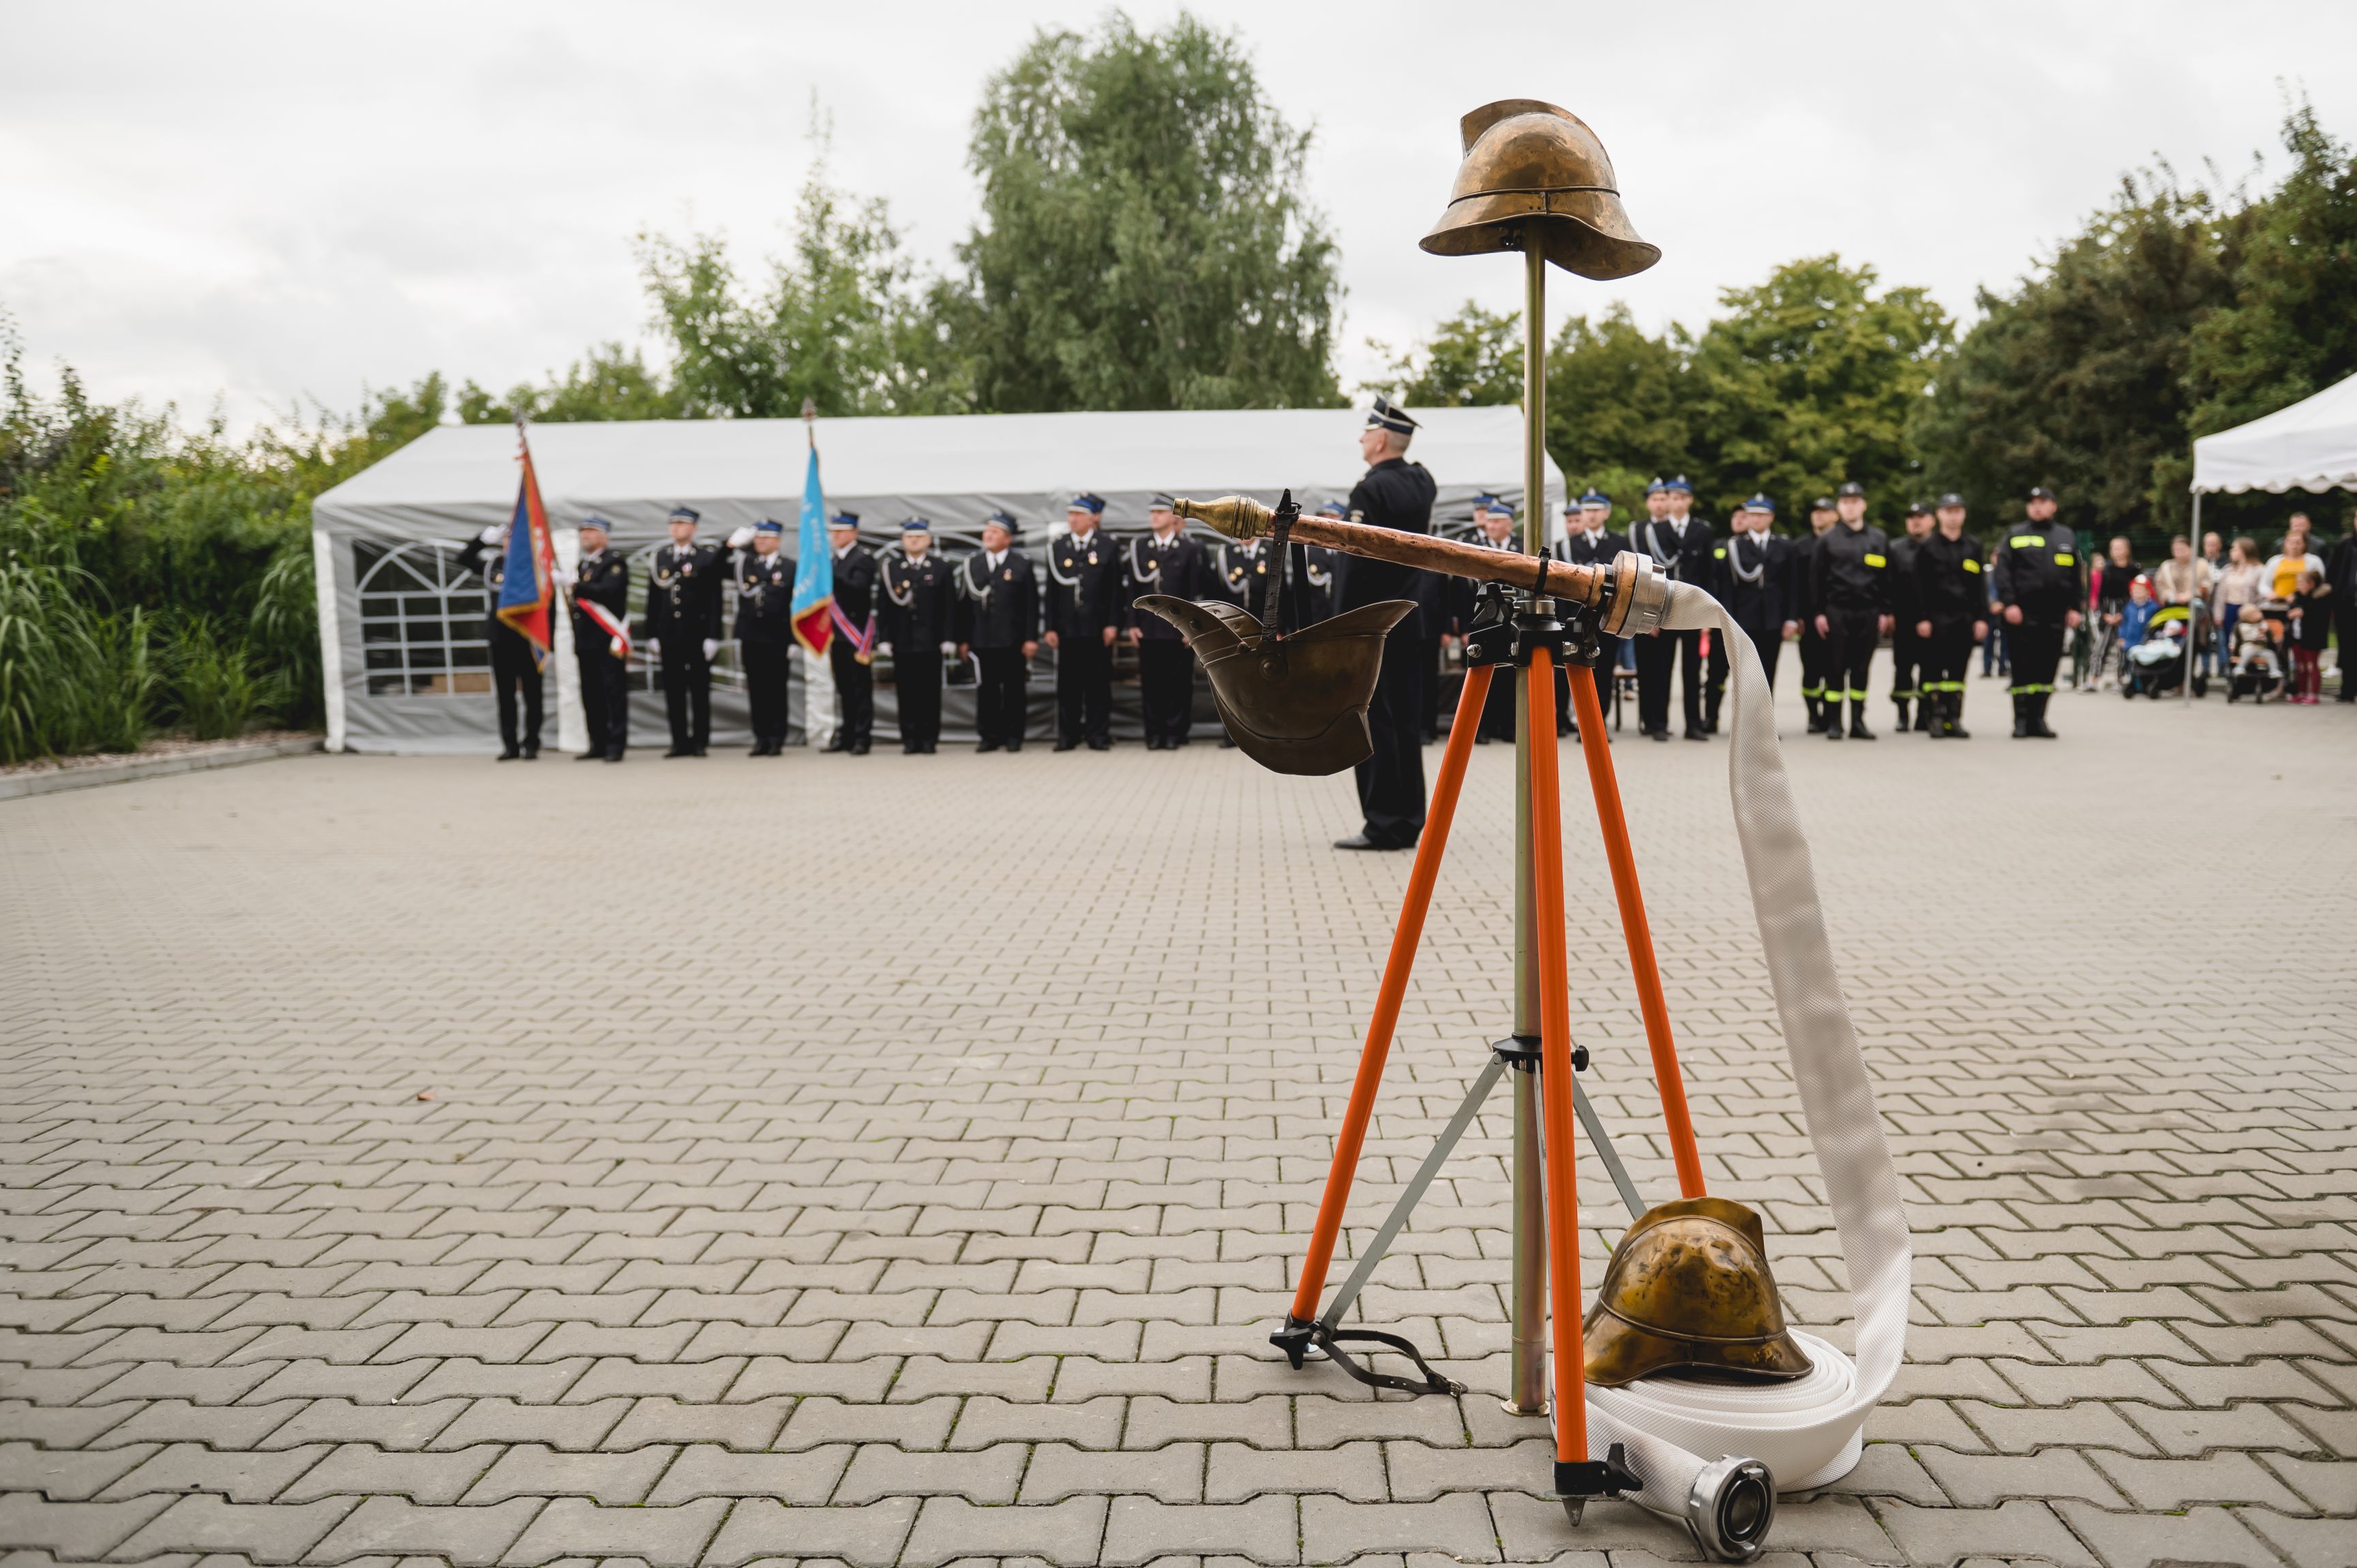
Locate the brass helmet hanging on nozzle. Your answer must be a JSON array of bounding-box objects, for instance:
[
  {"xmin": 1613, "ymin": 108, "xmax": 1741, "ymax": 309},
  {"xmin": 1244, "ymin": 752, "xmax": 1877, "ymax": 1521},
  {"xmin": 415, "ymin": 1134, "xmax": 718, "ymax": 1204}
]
[{"xmin": 1420, "ymin": 100, "xmax": 1660, "ymax": 280}]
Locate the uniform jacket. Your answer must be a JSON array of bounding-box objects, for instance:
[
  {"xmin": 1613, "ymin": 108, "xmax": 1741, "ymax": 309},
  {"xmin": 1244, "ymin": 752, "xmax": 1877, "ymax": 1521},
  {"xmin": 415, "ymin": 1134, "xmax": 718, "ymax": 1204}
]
[
  {"xmin": 1631, "ymin": 514, "xmax": 1717, "ymax": 593},
  {"xmin": 1915, "ymin": 532, "xmax": 1987, "ymax": 622},
  {"xmin": 1715, "ymin": 531, "xmax": 1798, "ymax": 634},
  {"xmin": 1887, "ymin": 532, "xmax": 1924, "ymax": 625},
  {"xmin": 455, "ymin": 536, "xmax": 527, "ymax": 646},
  {"xmin": 878, "ymin": 549, "xmax": 956, "ymax": 651},
  {"xmin": 957, "ymin": 547, "xmax": 1039, "ymax": 649},
  {"xmin": 567, "ymin": 547, "xmax": 630, "ymax": 644},
  {"xmin": 831, "ymin": 541, "xmax": 879, "ymax": 629},
  {"xmin": 1045, "ymin": 528, "xmax": 1124, "ymax": 639},
  {"xmin": 1338, "ymin": 458, "xmax": 1437, "ymax": 628},
  {"xmin": 644, "ymin": 541, "xmax": 724, "ymax": 642},
  {"xmin": 1810, "ymin": 522, "xmax": 1892, "ymax": 616},
  {"xmin": 1124, "ymin": 532, "xmax": 1209, "ymax": 641},
  {"xmin": 1792, "ymin": 531, "xmax": 1825, "ymax": 621},
  {"xmin": 1302, "ymin": 545, "xmax": 1340, "ymax": 624},
  {"xmin": 727, "ymin": 547, "xmax": 798, "ymax": 645},
  {"xmin": 1990, "ymin": 527, "xmax": 2084, "ymax": 620},
  {"xmin": 1555, "ymin": 526, "xmax": 1627, "ymax": 571}
]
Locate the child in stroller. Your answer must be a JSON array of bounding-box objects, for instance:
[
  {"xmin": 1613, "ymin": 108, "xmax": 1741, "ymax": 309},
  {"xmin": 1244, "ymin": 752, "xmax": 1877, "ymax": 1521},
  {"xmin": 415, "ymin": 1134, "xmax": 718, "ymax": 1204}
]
[
  {"xmin": 2122, "ymin": 599, "xmax": 2200, "ymax": 697},
  {"xmin": 2228, "ymin": 604, "xmax": 2284, "ymax": 702}
]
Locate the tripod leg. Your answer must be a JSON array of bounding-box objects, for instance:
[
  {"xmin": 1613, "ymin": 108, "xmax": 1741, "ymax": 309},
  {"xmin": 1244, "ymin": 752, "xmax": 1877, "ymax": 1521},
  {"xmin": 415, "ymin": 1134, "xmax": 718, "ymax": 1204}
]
[
  {"xmin": 1285, "ymin": 663, "xmax": 1496, "ymax": 1327},
  {"xmin": 1565, "ymin": 670, "xmax": 1707, "ymax": 1200},
  {"xmin": 1527, "ymin": 650, "xmax": 1589, "ymax": 1471}
]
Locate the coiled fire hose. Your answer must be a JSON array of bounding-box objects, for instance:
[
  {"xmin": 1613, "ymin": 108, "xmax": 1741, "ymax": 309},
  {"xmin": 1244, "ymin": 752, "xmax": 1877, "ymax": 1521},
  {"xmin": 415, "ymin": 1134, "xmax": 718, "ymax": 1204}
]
[{"xmin": 1567, "ymin": 582, "xmax": 1912, "ymax": 1551}]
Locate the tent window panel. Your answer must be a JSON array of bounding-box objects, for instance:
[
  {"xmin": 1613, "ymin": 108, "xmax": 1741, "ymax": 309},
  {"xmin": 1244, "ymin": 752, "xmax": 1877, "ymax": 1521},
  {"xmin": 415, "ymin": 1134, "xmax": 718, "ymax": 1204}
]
[
  {"xmin": 365, "ymin": 648, "xmax": 404, "ymax": 670},
  {"xmin": 451, "ymin": 646, "xmax": 490, "ymax": 669},
  {"xmin": 352, "ymin": 538, "xmax": 496, "ymax": 699}
]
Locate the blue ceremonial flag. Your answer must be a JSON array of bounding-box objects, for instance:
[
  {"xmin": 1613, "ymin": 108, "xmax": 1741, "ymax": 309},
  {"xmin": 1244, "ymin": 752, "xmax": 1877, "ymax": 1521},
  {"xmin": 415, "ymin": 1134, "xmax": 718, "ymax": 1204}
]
[{"xmin": 790, "ymin": 438, "xmax": 832, "ymax": 655}]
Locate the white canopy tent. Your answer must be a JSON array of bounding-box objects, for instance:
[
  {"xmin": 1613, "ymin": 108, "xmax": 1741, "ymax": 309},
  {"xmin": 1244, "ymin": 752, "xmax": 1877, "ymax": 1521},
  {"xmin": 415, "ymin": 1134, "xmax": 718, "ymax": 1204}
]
[
  {"xmin": 310, "ymin": 406, "xmax": 1565, "ymax": 753},
  {"xmin": 2180, "ymin": 372, "xmax": 2357, "ymax": 698}
]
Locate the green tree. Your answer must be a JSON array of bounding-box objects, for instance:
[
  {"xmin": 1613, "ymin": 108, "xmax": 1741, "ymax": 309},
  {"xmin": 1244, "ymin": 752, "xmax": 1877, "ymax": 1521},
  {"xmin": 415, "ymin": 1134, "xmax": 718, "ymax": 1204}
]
[
  {"xmin": 948, "ymin": 12, "xmax": 1341, "ymax": 412},
  {"xmin": 2187, "ymin": 100, "xmax": 2357, "ymax": 439},
  {"xmin": 1364, "ymin": 301, "xmax": 1520, "ymax": 407},
  {"xmin": 1688, "ymin": 255, "xmax": 1951, "ymax": 521},
  {"xmin": 1546, "ymin": 304, "xmax": 1692, "ymax": 503},
  {"xmin": 637, "ymin": 162, "xmax": 960, "ymax": 419},
  {"xmin": 457, "ymin": 343, "xmax": 681, "ymax": 425},
  {"xmin": 1912, "ymin": 172, "xmax": 2237, "ymax": 539}
]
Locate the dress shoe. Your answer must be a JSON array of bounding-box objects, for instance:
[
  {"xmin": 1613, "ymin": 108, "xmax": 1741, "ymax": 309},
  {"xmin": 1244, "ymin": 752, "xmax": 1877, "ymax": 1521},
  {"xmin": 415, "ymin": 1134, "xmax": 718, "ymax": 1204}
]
[
  {"xmin": 849, "ymin": 742, "xmax": 869, "ymax": 755},
  {"xmin": 822, "ymin": 739, "xmax": 847, "ymax": 753},
  {"xmin": 522, "ymin": 743, "xmax": 539, "ymax": 759},
  {"xmin": 573, "ymin": 750, "xmax": 603, "ymax": 762},
  {"xmin": 496, "ymin": 747, "xmax": 521, "ymax": 762},
  {"xmin": 604, "ymin": 749, "xmax": 625, "ymax": 763},
  {"xmin": 1683, "ymin": 729, "xmax": 1709, "ymax": 742},
  {"xmin": 1646, "ymin": 728, "xmax": 1669, "ymax": 743},
  {"xmin": 1333, "ymin": 832, "xmax": 1407, "ymax": 851},
  {"xmin": 1004, "ymin": 742, "xmax": 1021, "ymax": 753},
  {"xmin": 1053, "ymin": 741, "xmax": 1079, "ymax": 752},
  {"xmin": 1087, "ymin": 740, "xmax": 1111, "ymax": 751},
  {"xmin": 665, "ymin": 747, "xmax": 693, "ymax": 758},
  {"xmin": 977, "ymin": 741, "xmax": 1002, "ymax": 753}
]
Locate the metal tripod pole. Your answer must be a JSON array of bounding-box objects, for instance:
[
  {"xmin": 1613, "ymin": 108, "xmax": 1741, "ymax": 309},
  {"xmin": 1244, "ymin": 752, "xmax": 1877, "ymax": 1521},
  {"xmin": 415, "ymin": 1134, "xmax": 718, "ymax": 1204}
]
[{"xmin": 1504, "ymin": 237, "xmax": 1550, "ymax": 1417}]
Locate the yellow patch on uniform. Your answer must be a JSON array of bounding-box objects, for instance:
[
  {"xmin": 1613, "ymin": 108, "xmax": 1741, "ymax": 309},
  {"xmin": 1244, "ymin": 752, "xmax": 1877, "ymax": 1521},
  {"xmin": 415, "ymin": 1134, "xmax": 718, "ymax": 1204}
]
[
  {"xmin": 2054, "ymin": 554, "xmax": 2075, "ymax": 565},
  {"xmin": 1863, "ymin": 552, "xmax": 1886, "ymax": 568},
  {"xmin": 2010, "ymin": 534, "xmax": 2045, "ymax": 549},
  {"xmin": 1963, "ymin": 558, "xmax": 1981, "ymax": 573}
]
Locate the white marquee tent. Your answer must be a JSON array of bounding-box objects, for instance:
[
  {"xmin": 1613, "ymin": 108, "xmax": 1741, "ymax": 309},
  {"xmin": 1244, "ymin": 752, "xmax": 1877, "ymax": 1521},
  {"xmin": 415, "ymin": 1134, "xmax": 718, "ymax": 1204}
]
[{"xmin": 310, "ymin": 406, "xmax": 1565, "ymax": 753}]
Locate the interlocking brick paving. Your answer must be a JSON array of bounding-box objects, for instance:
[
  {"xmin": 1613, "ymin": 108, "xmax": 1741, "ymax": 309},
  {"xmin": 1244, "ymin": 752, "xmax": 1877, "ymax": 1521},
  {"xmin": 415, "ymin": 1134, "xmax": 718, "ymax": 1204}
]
[{"xmin": 2, "ymin": 664, "xmax": 2352, "ymax": 1568}]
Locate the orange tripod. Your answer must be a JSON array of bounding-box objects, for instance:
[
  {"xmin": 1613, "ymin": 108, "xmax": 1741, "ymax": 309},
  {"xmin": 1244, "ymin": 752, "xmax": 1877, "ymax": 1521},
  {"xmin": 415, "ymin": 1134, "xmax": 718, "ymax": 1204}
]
[{"xmin": 1271, "ymin": 594, "xmax": 1709, "ymax": 1517}]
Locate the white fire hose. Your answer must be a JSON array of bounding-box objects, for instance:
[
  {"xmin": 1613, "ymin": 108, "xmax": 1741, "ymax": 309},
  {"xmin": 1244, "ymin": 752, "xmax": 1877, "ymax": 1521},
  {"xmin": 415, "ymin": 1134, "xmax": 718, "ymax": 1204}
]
[{"xmin": 1562, "ymin": 583, "xmax": 1913, "ymax": 1559}]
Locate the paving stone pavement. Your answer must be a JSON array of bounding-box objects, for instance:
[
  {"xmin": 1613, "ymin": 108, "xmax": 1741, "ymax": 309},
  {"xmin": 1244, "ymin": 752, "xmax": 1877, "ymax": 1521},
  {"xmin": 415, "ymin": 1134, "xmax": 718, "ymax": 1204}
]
[{"xmin": 1, "ymin": 663, "xmax": 2352, "ymax": 1568}]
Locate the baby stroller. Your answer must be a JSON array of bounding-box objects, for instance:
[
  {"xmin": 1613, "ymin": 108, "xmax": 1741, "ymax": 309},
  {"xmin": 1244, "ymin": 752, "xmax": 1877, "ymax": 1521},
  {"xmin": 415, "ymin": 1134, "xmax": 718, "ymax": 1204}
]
[
  {"xmin": 2227, "ymin": 615, "xmax": 2284, "ymax": 703},
  {"xmin": 2121, "ymin": 607, "xmax": 2204, "ymax": 698}
]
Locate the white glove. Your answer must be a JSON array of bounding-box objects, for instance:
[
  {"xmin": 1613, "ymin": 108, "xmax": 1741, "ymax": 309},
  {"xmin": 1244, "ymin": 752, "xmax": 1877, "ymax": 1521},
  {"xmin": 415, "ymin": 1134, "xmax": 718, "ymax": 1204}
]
[
  {"xmin": 478, "ymin": 524, "xmax": 504, "ymax": 545},
  {"xmin": 877, "ymin": 641, "xmax": 893, "ymax": 657},
  {"xmin": 553, "ymin": 565, "xmax": 576, "ymax": 590},
  {"xmin": 702, "ymin": 638, "xmax": 720, "ymax": 661},
  {"xmin": 940, "ymin": 641, "xmax": 958, "ymax": 656},
  {"xmin": 726, "ymin": 526, "xmax": 756, "ymax": 549},
  {"xmin": 647, "ymin": 637, "xmax": 661, "ymax": 657}
]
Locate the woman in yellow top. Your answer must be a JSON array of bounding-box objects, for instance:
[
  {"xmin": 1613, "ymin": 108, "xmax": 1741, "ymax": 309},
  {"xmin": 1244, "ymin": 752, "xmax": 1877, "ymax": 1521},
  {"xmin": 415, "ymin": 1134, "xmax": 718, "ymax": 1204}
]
[{"xmin": 2260, "ymin": 534, "xmax": 2320, "ymax": 647}]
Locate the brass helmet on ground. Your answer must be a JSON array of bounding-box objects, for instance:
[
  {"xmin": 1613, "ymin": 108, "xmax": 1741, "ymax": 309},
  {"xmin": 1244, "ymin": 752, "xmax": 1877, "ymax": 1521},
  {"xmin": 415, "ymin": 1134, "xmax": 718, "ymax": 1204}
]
[
  {"xmin": 1583, "ymin": 1196, "xmax": 1814, "ymax": 1387},
  {"xmin": 1420, "ymin": 100, "xmax": 1660, "ymax": 280}
]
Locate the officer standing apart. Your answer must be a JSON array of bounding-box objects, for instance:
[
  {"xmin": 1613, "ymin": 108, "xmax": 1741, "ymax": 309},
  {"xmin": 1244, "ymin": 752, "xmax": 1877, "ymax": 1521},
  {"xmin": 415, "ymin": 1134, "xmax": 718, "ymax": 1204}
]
[
  {"xmin": 1335, "ymin": 397, "xmax": 1437, "ymax": 851},
  {"xmin": 644, "ymin": 506, "xmax": 723, "ymax": 757},
  {"xmin": 1717, "ymin": 496, "xmax": 1799, "ymax": 698},
  {"xmin": 1913, "ymin": 492, "xmax": 1986, "ymax": 739},
  {"xmin": 1556, "ymin": 489, "xmax": 1626, "ymax": 721},
  {"xmin": 1887, "ymin": 500, "xmax": 1935, "ymax": 732},
  {"xmin": 1632, "ymin": 476, "xmax": 1715, "ymax": 741},
  {"xmin": 1795, "ymin": 496, "xmax": 1839, "ymax": 732},
  {"xmin": 1990, "ymin": 485, "xmax": 2082, "ymax": 738},
  {"xmin": 1045, "ymin": 494, "xmax": 1122, "ymax": 751},
  {"xmin": 1810, "ymin": 481, "xmax": 1893, "ymax": 740},
  {"xmin": 563, "ymin": 516, "xmax": 630, "ymax": 763},
  {"xmin": 825, "ymin": 512, "xmax": 877, "ymax": 755},
  {"xmin": 877, "ymin": 518, "xmax": 955, "ymax": 753},
  {"xmin": 457, "ymin": 522, "xmax": 543, "ymax": 760},
  {"xmin": 1126, "ymin": 494, "xmax": 1208, "ymax": 749},
  {"xmin": 721, "ymin": 518, "xmax": 796, "ymax": 756},
  {"xmin": 958, "ymin": 511, "xmax": 1038, "ymax": 753}
]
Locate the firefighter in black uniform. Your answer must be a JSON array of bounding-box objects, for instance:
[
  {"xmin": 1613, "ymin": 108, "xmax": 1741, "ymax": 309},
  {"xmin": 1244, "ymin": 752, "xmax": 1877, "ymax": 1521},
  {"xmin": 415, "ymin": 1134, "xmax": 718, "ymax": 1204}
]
[
  {"xmin": 1795, "ymin": 496, "xmax": 1837, "ymax": 732},
  {"xmin": 1454, "ymin": 496, "xmax": 1524, "ymax": 743},
  {"xmin": 644, "ymin": 506, "xmax": 723, "ymax": 757},
  {"xmin": 1887, "ymin": 500, "xmax": 1934, "ymax": 732},
  {"xmin": 877, "ymin": 518, "xmax": 955, "ymax": 753},
  {"xmin": 1045, "ymin": 494, "xmax": 1122, "ymax": 751},
  {"xmin": 1334, "ymin": 397, "xmax": 1437, "ymax": 851},
  {"xmin": 1411, "ymin": 560, "xmax": 1452, "ymax": 744},
  {"xmin": 1631, "ymin": 476, "xmax": 1715, "ymax": 740},
  {"xmin": 456, "ymin": 522, "xmax": 543, "ymax": 759},
  {"xmin": 721, "ymin": 518, "xmax": 796, "ymax": 755},
  {"xmin": 1124, "ymin": 495, "xmax": 1207, "ymax": 749},
  {"xmin": 957, "ymin": 511, "xmax": 1038, "ymax": 753},
  {"xmin": 565, "ymin": 516, "xmax": 630, "ymax": 763},
  {"xmin": 1990, "ymin": 485, "xmax": 2083, "ymax": 738},
  {"xmin": 1810, "ymin": 481, "xmax": 1893, "ymax": 740},
  {"xmin": 1913, "ymin": 492, "xmax": 1986, "ymax": 739},
  {"xmin": 824, "ymin": 512, "xmax": 877, "ymax": 755},
  {"xmin": 1716, "ymin": 496, "xmax": 1799, "ymax": 698},
  {"xmin": 1556, "ymin": 490, "xmax": 1625, "ymax": 722},
  {"xmin": 1304, "ymin": 504, "xmax": 1344, "ymax": 624}
]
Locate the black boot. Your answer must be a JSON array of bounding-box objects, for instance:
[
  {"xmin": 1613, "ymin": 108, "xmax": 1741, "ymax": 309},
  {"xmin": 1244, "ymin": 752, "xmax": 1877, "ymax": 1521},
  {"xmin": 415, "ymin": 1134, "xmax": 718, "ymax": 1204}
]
[
  {"xmin": 1805, "ymin": 695, "xmax": 1825, "ymax": 734},
  {"xmin": 1948, "ymin": 694, "xmax": 1970, "ymax": 740},
  {"xmin": 2028, "ymin": 693, "xmax": 2058, "ymax": 738},
  {"xmin": 2011, "ymin": 694, "xmax": 2032, "ymax": 738},
  {"xmin": 1848, "ymin": 699, "xmax": 1875, "ymax": 740},
  {"xmin": 1893, "ymin": 698, "xmax": 1910, "ymax": 732},
  {"xmin": 1913, "ymin": 698, "xmax": 1935, "ymax": 732}
]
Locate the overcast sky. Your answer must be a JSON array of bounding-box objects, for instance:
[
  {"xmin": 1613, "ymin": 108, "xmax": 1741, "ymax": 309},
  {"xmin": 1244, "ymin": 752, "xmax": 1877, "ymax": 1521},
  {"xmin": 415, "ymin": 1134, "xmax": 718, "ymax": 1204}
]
[{"xmin": 3, "ymin": 1, "xmax": 2350, "ymax": 434}]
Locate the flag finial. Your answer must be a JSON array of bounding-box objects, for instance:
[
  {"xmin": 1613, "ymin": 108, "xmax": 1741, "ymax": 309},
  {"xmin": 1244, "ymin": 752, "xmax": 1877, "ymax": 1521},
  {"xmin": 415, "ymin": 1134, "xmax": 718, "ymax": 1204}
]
[{"xmin": 801, "ymin": 397, "xmax": 817, "ymax": 448}]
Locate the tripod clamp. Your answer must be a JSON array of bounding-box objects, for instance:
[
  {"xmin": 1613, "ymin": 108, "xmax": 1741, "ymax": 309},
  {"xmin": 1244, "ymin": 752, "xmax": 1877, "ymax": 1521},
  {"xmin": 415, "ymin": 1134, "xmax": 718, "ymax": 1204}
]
[{"xmin": 1462, "ymin": 582, "xmax": 1604, "ymax": 670}]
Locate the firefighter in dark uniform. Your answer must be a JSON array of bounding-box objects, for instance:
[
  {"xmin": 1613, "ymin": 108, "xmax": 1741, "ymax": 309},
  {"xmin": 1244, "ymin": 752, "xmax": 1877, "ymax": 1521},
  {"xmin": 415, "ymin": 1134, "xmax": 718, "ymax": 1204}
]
[
  {"xmin": 644, "ymin": 505, "xmax": 723, "ymax": 757},
  {"xmin": 1555, "ymin": 490, "xmax": 1625, "ymax": 722},
  {"xmin": 565, "ymin": 516, "xmax": 630, "ymax": 763},
  {"xmin": 1795, "ymin": 496, "xmax": 1838, "ymax": 731},
  {"xmin": 877, "ymin": 517, "xmax": 955, "ymax": 753},
  {"xmin": 1455, "ymin": 496, "xmax": 1524, "ymax": 743},
  {"xmin": 1045, "ymin": 494, "xmax": 1122, "ymax": 751},
  {"xmin": 1304, "ymin": 504, "xmax": 1344, "ymax": 624},
  {"xmin": 825, "ymin": 511, "xmax": 877, "ymax": 755},
  {"xmin": 722, "ymin": 518, "xmax": 796, "ymax": 755},
  {"xmin": 457, "ymin": 522, "xmax": 543, "ymax": 759},
  {"xmin": 1887, "ymin": 500, "xmax": 1935, "ymax": 732},
  {"xmin": 1990, "ymin": 485, "xmax": 2083, "ymax": 738},
  {"xmin": 1914, "ymin": 492, "xmax": 1986, "ymax": 740},
  {"xmin": 1125, "ymin": 494, "xmax": 1208, "ymax": 749},
  {"xmin": 957, "ymin": 510, "xmax": 1038, "ymax": 753},
  {"xmin": 1810, "ymin": 481, "xmax": 1893, "ymax": 740},
  {"xmin": 1335, "ymin": 397, "xmax": 1437, "ymax": 851},
  {"xmin": 1716, "ymin": 496, "xmax": 1799, "ymax": 697},
  {"xmin": 1631, "ymin": 475, "xmax": 1715, "ymax": 740},
  {"xmin": 1411, "ymin": 560, "xmax": 1452, "ymax": 743}
]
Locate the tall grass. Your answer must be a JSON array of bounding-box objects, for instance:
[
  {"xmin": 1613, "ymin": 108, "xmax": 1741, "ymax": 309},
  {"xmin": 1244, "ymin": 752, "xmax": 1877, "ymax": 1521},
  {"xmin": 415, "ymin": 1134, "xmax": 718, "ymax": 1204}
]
[{"xmin": 0, "ymin": 556, "xmax": 151, "ymax": 763}]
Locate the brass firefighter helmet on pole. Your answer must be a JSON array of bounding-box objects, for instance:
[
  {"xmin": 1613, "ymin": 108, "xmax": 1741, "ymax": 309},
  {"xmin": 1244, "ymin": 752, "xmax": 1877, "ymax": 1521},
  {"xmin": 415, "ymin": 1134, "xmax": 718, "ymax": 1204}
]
[{"xmin": 1420, "ymin": 100, "xmax": 1660, "ymax": 279}]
